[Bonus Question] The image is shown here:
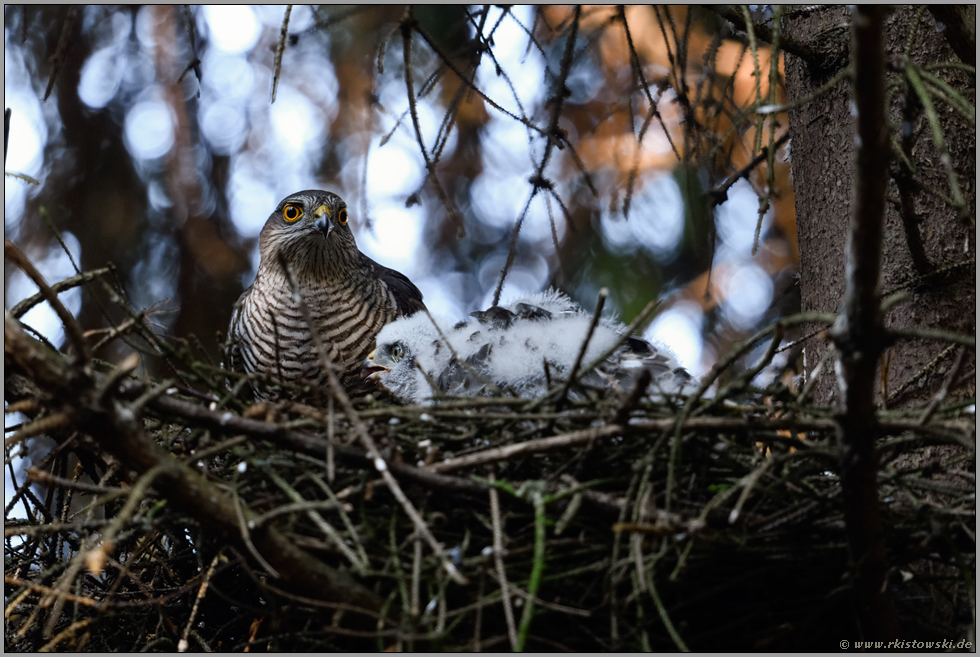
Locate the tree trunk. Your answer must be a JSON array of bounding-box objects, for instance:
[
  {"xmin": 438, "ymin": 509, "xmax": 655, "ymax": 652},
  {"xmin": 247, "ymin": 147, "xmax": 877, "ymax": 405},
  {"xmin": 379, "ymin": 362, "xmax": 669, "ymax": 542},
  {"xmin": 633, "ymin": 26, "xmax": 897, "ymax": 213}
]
[{"xmin": 784, "ymin": 5, "xmax": 975, "ymax": 409}]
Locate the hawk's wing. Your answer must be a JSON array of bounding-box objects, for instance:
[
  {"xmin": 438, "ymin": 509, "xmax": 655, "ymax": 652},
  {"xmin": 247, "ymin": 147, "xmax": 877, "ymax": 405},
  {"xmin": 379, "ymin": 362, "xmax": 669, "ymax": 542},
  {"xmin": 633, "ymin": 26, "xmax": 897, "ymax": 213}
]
[{"xmin": 363, "ymin": 255, "xmax": 426, "ymax": 317}]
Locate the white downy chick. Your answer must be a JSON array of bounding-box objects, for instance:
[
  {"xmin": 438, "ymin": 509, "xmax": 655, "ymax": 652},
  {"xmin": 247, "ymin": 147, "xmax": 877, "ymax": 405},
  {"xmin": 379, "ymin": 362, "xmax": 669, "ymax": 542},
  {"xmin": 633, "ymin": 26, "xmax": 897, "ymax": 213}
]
[{"xmin": 365, "ymin": 289, "xmax": 696, "ymax": 403}]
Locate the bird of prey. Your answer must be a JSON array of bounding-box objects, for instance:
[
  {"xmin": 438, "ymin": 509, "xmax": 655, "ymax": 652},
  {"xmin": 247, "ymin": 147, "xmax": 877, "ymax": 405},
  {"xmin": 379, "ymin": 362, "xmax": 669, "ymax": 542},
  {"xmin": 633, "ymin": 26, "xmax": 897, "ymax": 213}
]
[
  {"xmin": 226, "ymin": 190, "xmax": 425, "ymax": 398},
  {"xmin": 363, "ymin": 289, "xmax": 695, "ymax": 404}
]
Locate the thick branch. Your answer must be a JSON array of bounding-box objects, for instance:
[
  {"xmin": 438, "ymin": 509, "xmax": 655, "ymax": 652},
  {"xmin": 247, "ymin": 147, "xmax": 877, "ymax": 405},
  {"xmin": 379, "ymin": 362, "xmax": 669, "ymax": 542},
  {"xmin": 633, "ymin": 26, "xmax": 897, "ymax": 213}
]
[
  {"xmin": 830, "ymin": 6, "xmax": 899, "ymax": 641},
  {"xmin": 707, "ymin": 5, "xmax": 819, "ymax": 62}
]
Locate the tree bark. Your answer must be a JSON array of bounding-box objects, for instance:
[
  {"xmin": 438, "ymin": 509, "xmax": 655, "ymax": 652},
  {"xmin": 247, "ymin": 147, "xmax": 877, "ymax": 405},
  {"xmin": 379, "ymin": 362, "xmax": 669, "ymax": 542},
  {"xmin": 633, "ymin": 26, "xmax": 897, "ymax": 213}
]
[{"xmin": 784, "ymin": 5, "xmax": 975, "ymax": 409}]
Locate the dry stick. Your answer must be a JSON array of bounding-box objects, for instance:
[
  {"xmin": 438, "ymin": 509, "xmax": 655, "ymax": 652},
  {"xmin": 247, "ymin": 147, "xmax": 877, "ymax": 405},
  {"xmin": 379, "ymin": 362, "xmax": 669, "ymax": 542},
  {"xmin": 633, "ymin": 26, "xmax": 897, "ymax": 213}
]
[
  {"xmin": 26, "ymin": 466, "xmax": 121, "ymax": 495},
  {"xmin": 707, "ymin": 133, "xmax": 791, "ymax": 206},
  {"xmin": 493, "ymin": 5, "xmax": 581, "ymax": 305},
  {"xmin": 888, "ymin": 326, "xmax": 976, "ymax": 348},
  {"xmin": 426, "ymin": 413, "xmax": 973, "ymax": 475},
  {"xmin": 265, "ymin": 469, "xmax": 366, "ymax": 573},
  {"xmin": 5, "ymin": 240, "xmax": 89, "ymax": 365},
  {"xmin": 5, "ymin": 413, "xmax": 70, "ymax": 448},
  {"xmin": 619, "ymin": 7, "xmax": 682, "ymax": 219},
  {"xmin": 555, "ymin": 288, "xmax": 607, "ymax": 411},
  {"xmin": 177, "ymin": 553, "xmax": 221, "ymax": 653},
  {"xmin": 493, "ymin": 191, "xmax": 535, "ymax": 306},
  {"xmin": 270, "ymin": 5, "xmax": 292, "ymax": 103},
  {"xmin": 830, "ymin": 5, "xmax": 900, "ymax": 641},
  {"xmin": 141, "ymin": 386, "xmax": 490, "ymax": 496},
  {"xmin": 754, "ymin": 65, "xmax": 852, "ymax": 117},
  {"xmin": 326, "ymin": 394, "xmax": 335, "ymax": 483},
  {"xmin": 38, "ymin": 617, "xmax": 97, "ymax": 652},
  {"xmin": 411, "ymin": 531, "xmax": 422, "ymax": 618},
  {"xmin": 757, "ymin": 3, "xmax": 783, "ymax": 257},
  {"xmin": 43, "ymin": 6, "xmax": 77, "ymax": 101},
  {"xmin": 643, "ymin": 549, "xmax": 690, "ymax": 652},
  {"xmin": 740, "ymin": 4, "xmax": 765, "ymax": 156},
  {"xmin": 304, "ymin": 469, "xmax": 370, "ymax": 566},
  {"xmin": 918, "ymin": 347, "xmax": 967, "ymax": 426},
  {"xmin": 885, "ymin": 343, "xmax": 959, "ymax": 407},
  {"xmin": 620, "ymin": 6, "xmax": 680, "ymax": 161},
  {"xmin": 400, "ymin": 12, "xmax": 465, "ymax": 237},
  {"xmin": 42, "ymin": 463, "xmax": 166, "ymax": 638},
  {"xmin": 488, "ymin": 473, "xmax": 519, "ymax": 651},
  {"xmin": 412, "ymin": 21, "xmax": 548, "ymax": 141},
  {"xmin": 515, "ymin": 488, "xmax": 546, "ymax": 652},
  {"xmin": 275, "ymin": 253, "xmax": 467, "ymax": 585},
  {"xmin": 904, "ymin": 64, "xmax": 968, "ymax": 219}
]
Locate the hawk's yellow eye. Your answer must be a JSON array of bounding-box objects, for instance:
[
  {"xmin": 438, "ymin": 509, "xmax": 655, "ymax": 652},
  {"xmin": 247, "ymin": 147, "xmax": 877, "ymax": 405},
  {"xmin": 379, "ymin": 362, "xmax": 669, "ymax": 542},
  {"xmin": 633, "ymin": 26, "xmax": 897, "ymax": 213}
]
[
  {"xmin": 390, "ymin": 343, "xmax": 403, "ymax": 361},
  {"xmin": 283, "ymin": 204, "xmax": 304, "ymax": 223},
  {"xmin": 338, "ymin": 208, "xmax": 348, "ymax": 225}
]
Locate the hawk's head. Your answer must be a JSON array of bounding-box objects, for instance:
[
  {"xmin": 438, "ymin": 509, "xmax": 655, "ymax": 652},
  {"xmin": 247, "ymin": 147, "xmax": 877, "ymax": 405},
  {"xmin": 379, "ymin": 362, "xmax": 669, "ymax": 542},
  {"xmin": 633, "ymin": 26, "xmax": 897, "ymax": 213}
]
[{"xmin": 258, "ymin": 190, "xmax": 358, "ymax": 274}]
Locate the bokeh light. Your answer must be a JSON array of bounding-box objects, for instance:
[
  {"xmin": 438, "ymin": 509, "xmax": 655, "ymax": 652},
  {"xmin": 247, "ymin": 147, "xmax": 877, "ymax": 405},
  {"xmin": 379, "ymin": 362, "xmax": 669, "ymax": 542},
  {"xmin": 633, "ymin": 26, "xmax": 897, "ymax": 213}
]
[{"xmin": 4, "ymin": 5, "xmax": 796, "ymax": 397}]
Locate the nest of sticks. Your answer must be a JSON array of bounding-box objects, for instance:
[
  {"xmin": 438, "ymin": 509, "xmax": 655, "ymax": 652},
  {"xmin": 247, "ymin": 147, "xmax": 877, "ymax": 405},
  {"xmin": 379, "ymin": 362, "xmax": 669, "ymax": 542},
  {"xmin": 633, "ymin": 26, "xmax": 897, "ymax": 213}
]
[{"xmin": 4, "ymin": 257, "xmax": 976, "ymax": 652}]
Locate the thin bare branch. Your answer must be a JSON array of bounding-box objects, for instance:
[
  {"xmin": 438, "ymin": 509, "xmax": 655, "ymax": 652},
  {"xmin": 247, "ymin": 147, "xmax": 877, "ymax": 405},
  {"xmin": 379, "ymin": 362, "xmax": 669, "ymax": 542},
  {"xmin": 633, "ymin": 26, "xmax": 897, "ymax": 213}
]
[
  {"xmin": 270, "ymin": 5, "xmax": 293, "ymax": 103},
  {"xmin": 830, "ymin": 6, "xmax": 900, "ymax": 641}
]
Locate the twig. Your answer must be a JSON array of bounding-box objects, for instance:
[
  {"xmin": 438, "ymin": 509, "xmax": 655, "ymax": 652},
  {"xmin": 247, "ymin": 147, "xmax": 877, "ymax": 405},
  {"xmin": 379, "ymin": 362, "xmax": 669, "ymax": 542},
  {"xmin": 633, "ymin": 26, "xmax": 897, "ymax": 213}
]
[
  {"xmin": 400, "ymin": 10, "xmax": 465, "ymax": 237},
  {"xmin": 644, "ymin": 549, "xmax": 690, "ymax": 651},
  {"xmin": 38, "ymin": 616, "xmax": 98, "ymax": 651},
  {"xmin": 574, "ymin": 296, "xmax": 663, "ymax": 384},
  {"xmin": 619, "ymin": 5, "xmax": 682, "ymax": 185},
  {"xmin": 515, "ymin": 488, "xmax": 546, "ymax": 651},
  {"xmin": 4, "ymin": 413, "xmax": 70, "ymax": 447},
  {"xmin": 178, "ymin": 554, "xmax": 222, "ymax": 652},
  {"xmin": 905, "ymin": 64, "xmax": 968, "ymax": 219},
  {"xmin": 265, "ymin": 468, "xmax": 367, "ymax": 573},
  {"xmin": 555, "ymin": 288, "xmax": 607, "ymax": 410},
  {"xmin": 426, "ymin": 413, "xmax": 968, "ymax": 475},
  {"xmin": 830, "ymin": 6, "xmax": 899, "ymax": 641},
  {"xmin": 918, "ymin": 347, "xmax": 967, "ymax": 426},
  {"xmin": 270, "ymin": 5, "xmax": 292, "ymax": 103},
  {"xmin": 888, "ymin": 326, "xmax": 975, "ymax": 347},
  {"xmin": 43, "ymin": 6, "xmax": 77, "ymax": 101},
  {"xmin": 707, "ymin": 133, "xmax": 790, "ymax": 206},
  {"xmin": 488, "ymin": 473, "xmax": 518, "ymax": 651},
  {"xmin": 493, "ymin": 5, "xmax": 581, "ymax": 304},
  {"xmin": 5, "ymin": 239, "xmax": 90, "ymax": 365}
]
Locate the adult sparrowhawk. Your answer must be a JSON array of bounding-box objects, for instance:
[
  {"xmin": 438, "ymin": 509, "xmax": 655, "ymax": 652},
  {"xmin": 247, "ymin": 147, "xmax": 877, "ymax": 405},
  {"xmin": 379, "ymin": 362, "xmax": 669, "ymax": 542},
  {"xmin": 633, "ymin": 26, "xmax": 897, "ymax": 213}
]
[{"xmin": 226, "ymin": 190, "xmax": 425, "ymax": 398}]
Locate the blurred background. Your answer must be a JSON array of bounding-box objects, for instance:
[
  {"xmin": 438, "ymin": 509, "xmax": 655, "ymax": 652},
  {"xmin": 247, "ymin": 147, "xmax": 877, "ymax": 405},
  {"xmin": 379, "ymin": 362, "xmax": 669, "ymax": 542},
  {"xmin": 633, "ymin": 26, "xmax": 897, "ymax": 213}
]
[{"xmin": 4, "ymin": 5, "xmax": 797, "ymax": 382}]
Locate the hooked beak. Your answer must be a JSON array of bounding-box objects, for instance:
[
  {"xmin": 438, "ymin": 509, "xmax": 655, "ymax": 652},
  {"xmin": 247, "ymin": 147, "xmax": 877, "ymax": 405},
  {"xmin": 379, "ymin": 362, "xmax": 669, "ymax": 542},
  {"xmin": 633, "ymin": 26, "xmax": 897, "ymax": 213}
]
[
  {"xmin": 360, "ymin": 350, "xmax": 389, "ymax": 381},
  {"xmin": 311, "ymin": 204, "xmax": 333, "ymax": 238}
]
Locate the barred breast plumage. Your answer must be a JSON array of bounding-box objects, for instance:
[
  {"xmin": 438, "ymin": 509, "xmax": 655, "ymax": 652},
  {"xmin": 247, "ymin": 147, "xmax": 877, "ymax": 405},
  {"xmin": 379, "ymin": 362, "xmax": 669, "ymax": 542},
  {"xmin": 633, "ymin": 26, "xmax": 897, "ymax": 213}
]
[{"xmin": 226, "ymin": 190, "xmax": 425, "ymax": 399}]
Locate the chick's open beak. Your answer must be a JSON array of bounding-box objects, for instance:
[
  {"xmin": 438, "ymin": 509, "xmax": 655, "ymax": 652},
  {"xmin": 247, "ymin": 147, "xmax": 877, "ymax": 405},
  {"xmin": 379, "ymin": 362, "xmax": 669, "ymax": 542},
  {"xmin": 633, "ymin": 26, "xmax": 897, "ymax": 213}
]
[{"xmin": 360, "ymin": 350, "xmax": 388, "ymax": 380}]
